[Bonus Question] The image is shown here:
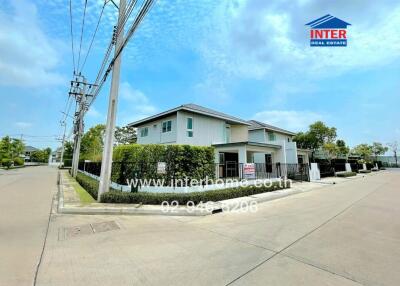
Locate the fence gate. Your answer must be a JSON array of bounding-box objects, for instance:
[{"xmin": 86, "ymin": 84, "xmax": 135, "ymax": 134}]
[{"xmin": 286, "ymin": 163, "xmax": 310, "ymax": 182}]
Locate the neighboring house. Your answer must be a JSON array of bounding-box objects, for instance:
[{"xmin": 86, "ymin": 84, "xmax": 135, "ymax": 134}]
[
  {"xmin": 51, "ymin": 147, "xmax": 62, "ymax": 163},
  {"xmin": 24, "ymin": 146, "xmax": 39, "ymax": 162},
  {"xmin": 128, "ymin": 104, "xmax": 311, "ymax": 177}
]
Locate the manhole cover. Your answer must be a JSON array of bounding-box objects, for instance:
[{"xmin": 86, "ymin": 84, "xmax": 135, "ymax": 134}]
[
  {"xmin": 60, "ymin": 224, "xmax": 93, "ymax": 240},
  {"xmin": 91, "ymin": 221, "xmax": 120, "ymax": 233},
  {"xmin": 59, "ymin": 221, "xmax": 120, "ymax": 241}
]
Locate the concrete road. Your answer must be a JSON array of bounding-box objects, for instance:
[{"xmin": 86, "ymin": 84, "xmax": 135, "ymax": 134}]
[
  {"xmin": 0, "ymin": 166, "xmax": 57, "ymax": 286},
  {"xmin": 34, "ymin": 170, "xmax": 400, "ymax": 286}
]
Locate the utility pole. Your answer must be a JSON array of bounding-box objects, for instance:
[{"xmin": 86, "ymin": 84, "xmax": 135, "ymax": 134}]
[
  {"xmin": 59, "ymin": 120, "xmax": 67, "ymax": 167},
  {"xmin": 98, "ymin": 0, "xmax": 126, "ymax": 201},
  {"xmin": 71, "ymin": 76, "xmax": 88, "ymax": 177}
]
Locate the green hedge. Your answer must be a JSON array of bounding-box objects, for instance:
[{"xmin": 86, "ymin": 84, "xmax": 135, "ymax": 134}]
[
  {"xmin": 336, "ymin": 171, "xmax": 357, "ymax": 177},
  {"xmin": 101, "ymin": 181, "xmax": 291, "ymax": 205},
  {"xmin": 75, "ymin": 172, "xmax": 100, "ymax": 200},
  {"xmin": 111, "ymin": 144, "xmax": 215, "ymax": 185}
]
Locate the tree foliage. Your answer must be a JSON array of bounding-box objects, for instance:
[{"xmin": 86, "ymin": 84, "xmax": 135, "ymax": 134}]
[
  {"xmin": 80, "ymin": 124, "xmax": 105, "ymax": 161},
  {"xmin": 371, "ymin": 142, "xmax": 388, "ymax": 159},
  {"xmin": 31, "ymin": 148, "xmax": 52, "ymax": 163},
  {"xmin": 0, "ymin": 136, "xmax": 25, "ymax": 162},
  {"xmin": 352, "ymin": 144, "xmax": 373, "ymax": 160},
  {"xmin": 115, "ymin": 125, "xmax": 137, "ymax": 145}
]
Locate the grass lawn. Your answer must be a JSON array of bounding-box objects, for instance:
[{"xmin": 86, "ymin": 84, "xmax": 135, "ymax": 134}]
[{"xmin": 66, "ymin": 172, "xmax": 96, "ymax": 204}]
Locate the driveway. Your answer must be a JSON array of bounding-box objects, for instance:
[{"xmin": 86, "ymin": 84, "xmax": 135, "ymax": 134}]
[{"xmin": 33, "ymin": 170, "xmax": 400, "ymax": 286}]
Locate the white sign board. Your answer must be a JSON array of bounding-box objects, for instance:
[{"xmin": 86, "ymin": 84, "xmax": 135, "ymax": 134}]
[
  {"xmin": 243, "ymin": 163, "xmax": 256, "ymax": 179},
  {"xmin": 157, "ymin": 162, "xmax": 166, "ymax": 174}
]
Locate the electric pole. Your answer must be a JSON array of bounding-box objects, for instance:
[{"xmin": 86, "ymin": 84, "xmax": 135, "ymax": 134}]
[
  {"xmin": 59, "ymin": 120, "xmax": 67, "ymax": 167},
  {"xmin": 71, "ymin": 76, "xmax": 88, "ymax": 177},
  {"xmin": 98, "ymin": 0, "xmax": 126, "ymax": 201}
]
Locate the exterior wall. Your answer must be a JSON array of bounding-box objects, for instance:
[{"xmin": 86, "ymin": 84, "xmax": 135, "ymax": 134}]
[
  {"xmin": 284, "ymin": 142, "xmax": 298, "ymax": 164},
  {"xmin": 231, "ymin": 124, "xmax": 249, "ymax": 142},
  {"xmin": 297, "ymin": 150, "xmax": 310, "ymax": 164},
  {"xmin": 176, "ymin": 111, "xmax": 227, "ymax": 146},
  {"xmin": 136, "ymin": 114, "xmax": 177, "ymax": 144},
  {"xmin": 248, "ymin": 129, "xmax": 265, "ymax": 143}
]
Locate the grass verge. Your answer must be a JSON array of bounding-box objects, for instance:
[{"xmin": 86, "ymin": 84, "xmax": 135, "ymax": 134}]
[{"xmin": 66, "ymin": 172, "xmax": 95, "ymax": 204}]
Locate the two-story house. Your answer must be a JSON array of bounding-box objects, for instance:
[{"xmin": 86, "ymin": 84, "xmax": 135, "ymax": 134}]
[{"xmin": 128, "ymin": 104, "xmax": 310, "ymax": 177}]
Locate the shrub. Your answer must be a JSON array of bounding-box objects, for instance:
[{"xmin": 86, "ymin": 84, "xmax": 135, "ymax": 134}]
[
  {"xmin": 111, "ymin": 144, "xmax": 215, "ymax": 185},
  {"xmin": 13, "ymin": 157, "xmax": 24, "ymax": 166},
  {"xmin": 76, "ymin": 173, "xmax": 99, "ymax": 200},
  {"xmin": 336, "ymin": 172, "xmax": 357, "ymax": 177},
  {"xmin": 101, "ymin": 181, "xmax": 291, "ymax": 205},
  {"xmin": 1, "ymin": 158, "xmax": 12, "ymax": 169},
  {"xmin": 359, "ymin": 169, "xmax": 371, "ymax": 174}
]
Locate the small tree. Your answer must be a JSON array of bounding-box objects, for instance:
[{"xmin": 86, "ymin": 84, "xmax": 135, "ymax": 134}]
[
  {"xmin": 336, "ymin": 139, "xmax": 350, "ymax": 156},
  {"xmin": 322, "ymin": 142, "xmax": 339, "ymax": 160},
  {"xmin": 352, "ymin": 144, "xmax": 373, "ymax": 161},
  {"xmin": 371, "ymin": 142, "xmax": 388, "ymax": 161},
  {"xmin": 115, "ymin": 125, "xmax": 137, "ymax": 145},
  {"xmin": 387, "ymin": 141, "xmax": 398, "ymax": 167}
]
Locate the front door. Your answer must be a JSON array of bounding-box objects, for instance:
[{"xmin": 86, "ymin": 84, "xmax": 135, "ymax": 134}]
[{"xmin": 265, "ymin": 154, "xmax": 272, "ymax": 173}]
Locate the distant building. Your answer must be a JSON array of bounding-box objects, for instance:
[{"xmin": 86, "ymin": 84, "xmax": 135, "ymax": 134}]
[{"xmin": 23, "ymin": 146, "xmax": 39, "ymax": 162}]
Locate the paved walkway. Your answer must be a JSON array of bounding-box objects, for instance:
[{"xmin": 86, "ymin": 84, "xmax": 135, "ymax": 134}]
[
  {"xmin": 34, "ymin": 170, "xmax": 399, "ymax": 286},
  {"xmin": 0, "ymin": 166, "xmax": 58, "ymax": 286}
]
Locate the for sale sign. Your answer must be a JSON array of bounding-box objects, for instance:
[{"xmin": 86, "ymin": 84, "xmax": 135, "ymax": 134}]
[
  {"xmin": 243, "ymin": 163, "xmax": 256, "ymax": 179},
  {"xmin": 157, "ymin": 162, "xmax": 166, "ymax": 174}
]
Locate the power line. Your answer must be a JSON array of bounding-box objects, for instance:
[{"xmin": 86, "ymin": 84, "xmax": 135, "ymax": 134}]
[
  {"xmin": 77, "ymin": 0, "xmax": 89, "ymax": 71},
  {"xmin": 69, "ymin": 0, "xmax": 76, "ymax": 73},
  {"xmin": 80, "ymin": 2, "xmax": 107, "ymax": 73}
]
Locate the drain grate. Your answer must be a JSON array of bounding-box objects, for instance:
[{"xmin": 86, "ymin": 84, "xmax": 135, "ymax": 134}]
[{"xmin": 59, "ymin": 221, "xmax": 120, "ymax": 241}]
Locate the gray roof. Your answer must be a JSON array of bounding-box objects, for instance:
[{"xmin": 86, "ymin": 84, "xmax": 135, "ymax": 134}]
[
  {"xmin": 24, "ymin": 146, "xmax": 39, "ymax": 152},
  {"xmin": 128, "ymin": 103, "xmax": 251, "ymax": 127},
  {"xmin": 248, "ymin": 120, "xmax": 296, "ymax": 136}
]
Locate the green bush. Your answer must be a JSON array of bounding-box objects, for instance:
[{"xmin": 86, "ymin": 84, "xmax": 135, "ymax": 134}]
[
  {"xmin": 13, "ymin": 157, "xmax": 24, "ymax": 166},
  {"xmin": 111, "ymin": 144, "xmax": 215, "ymax": 185},
  {"xmin": 101, "ymin": 181, "xmax": 291, "ymax": 205},
  {"xmin": 1, "ymin": 158, "xmax": 12, "ymax": 169},
  {"xmin": 76, "ymin": 173, "xmax": 99, "ymax": 200},
  {"xmin": 359, "ymin": 169, "xmax": 371, "ymax": 173},
  {"xmin": 336, "ymin": 171, "xmax": 357, "ymax": 177}
]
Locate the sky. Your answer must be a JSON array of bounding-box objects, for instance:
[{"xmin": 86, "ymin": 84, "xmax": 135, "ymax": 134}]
[{"xmin": 0, "ymin": 0, "xmax": 399, "ymax": 151}]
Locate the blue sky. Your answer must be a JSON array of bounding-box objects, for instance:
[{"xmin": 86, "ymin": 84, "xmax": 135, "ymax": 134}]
[{"xmin": 0, "ymin": 0, "xmax": 399, "ymax": 151}]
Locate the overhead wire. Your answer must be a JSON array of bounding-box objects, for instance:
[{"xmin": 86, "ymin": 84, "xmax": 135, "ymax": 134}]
[{"xmin": 77, "ymin": 0, "xmax": 89, "ymax": 71}]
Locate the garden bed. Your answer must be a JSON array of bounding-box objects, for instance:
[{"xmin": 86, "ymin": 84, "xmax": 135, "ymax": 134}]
[{"xmin": 75, "ymin": 171, "xmax": 291, "ymax": 205}]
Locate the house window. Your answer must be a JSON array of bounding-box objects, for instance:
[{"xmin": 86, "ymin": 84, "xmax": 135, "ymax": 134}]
[
  {"xmin": 268, "ymin": 132, "xmax": 276, "ymax": 141},
  {"xmin": 140, "ymin": 127, "xmax": 148, "ymax": 137},
  {"xmin": 219, "ymin": 153, "xmax": 225, "ymax": 163},
  {"xmin": 187, "ymin": 117, "xmax": 193, "ymax": 137},
  {"xmin": 162, "ymin": 120, "xmax": 172, "ymax": 133}
]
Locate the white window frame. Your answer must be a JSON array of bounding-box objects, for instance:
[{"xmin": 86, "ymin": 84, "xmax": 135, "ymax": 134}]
[
  {"xmin": 186, "ymin": 117, "xmax": 193, "ymax": 137},
  {"xmin": 140, "ymin": 126, "xmax": 149, "ymax": 137},
  {"xmin": 162, "ymin": 120, "xmax": 172, "ymax": 133}
]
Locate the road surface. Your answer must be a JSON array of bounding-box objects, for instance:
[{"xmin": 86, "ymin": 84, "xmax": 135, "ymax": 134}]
[{"xmin": 0, "ymin": 166, "xmax": 57, "ymax": 286}]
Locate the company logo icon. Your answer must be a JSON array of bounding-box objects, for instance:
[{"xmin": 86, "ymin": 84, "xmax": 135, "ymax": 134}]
[{"xmin": 306, "ymin": 14, "xmax": 351, "ymax": 47}]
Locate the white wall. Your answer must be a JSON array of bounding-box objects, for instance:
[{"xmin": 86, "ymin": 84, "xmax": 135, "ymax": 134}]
[
  {"xmin": 249, "ymin": 129, "xmax": 265, "ymax": 142},
  {"xmin": 231, "ymin": 124, "xmax": 248, "ymax": 142},
  {"xmin": 137, "ymin": 114, "xmax": 177, "ymax": 144},
  {"xmin": 176, "ymin": 111, "xmax": 230, "ymax": 146}
]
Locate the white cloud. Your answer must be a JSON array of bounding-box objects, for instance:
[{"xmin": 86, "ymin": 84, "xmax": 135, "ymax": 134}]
[
  {"xmin": 199, "ymin": 0, "xmax": 400, "ymax": 80},
  {"xmin": 15, "ymin": 122, "xmax": 32, "ymax": 129},
  {"xmin": 86, "ymin": 107, "xmax": 102, "ymax": 118},
  {"xmin": 118, "ymin": 82, "xmax": 157, "ymax": 125},
  {"xmin": 0, "ymin": 0, "xmax": 64, "ymax": 87},
  {"xmin": 253, "ymin": 110, "xmax": 325, "ymax": 132}
]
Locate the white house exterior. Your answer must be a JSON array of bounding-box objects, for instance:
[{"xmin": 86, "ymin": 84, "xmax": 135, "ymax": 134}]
[{"xmin": 129, "ymin": 104, "xmax": 310, "ymax": 177}]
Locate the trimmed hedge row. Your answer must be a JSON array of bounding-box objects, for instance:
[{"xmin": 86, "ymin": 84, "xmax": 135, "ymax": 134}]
[
  {"xmin": 75, "ymin": 172, "xmax": 100, "ymax": 200},
  {"xmin": 111, "ymin": 144, "xmax": 215, "ymax": 185},
  {"xmin": 336, "ymin": 172, "xmax": 357, "ymax": 177},
  {"xmin": 101, "ymin": 182, "xmax": 291, "ymax": 205},
  {"xmin": 75, "ymin": 171, "xmax": 291, "ymax": 205}
]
